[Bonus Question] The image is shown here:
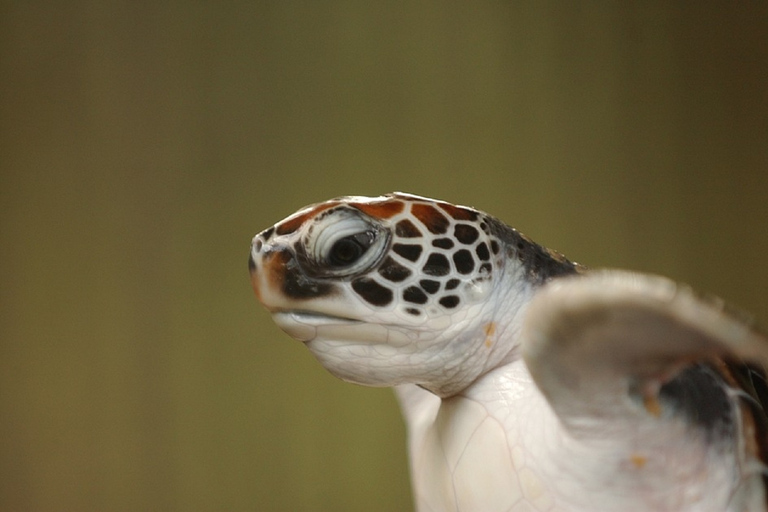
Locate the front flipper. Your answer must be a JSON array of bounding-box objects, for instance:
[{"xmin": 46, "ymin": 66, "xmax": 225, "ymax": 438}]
[{"xmin": 522, "ymin": 270, "xmax": 768, "ymax": 439}]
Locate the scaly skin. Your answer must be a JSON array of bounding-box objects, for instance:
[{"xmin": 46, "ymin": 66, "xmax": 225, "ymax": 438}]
[{"xmin": 249, "ymin": 193, "xmax": 768, "ymax": 511}]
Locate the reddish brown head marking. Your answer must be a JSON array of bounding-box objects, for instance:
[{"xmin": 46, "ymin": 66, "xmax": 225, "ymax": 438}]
[
  {"xmin": 411, "ymin": 203, "xmax": 450, "ymax": 234},
  {"xmin": 275, "ymin": 202, "xmax": 339, "ymax": 235},
  {"xmin": 250, "ymin": 250, "xmax": 291, "ymax": 308},
  {"xmin": 249, "ymin": 266, "xmax": 263, "ymax": 302},
  {"xmin": 351, "ymin": 199, "xmax": 405, "ymax": 219},
  {"xmin": 437, "ymin": 202, "xmax": 479, "ymax": 221}
]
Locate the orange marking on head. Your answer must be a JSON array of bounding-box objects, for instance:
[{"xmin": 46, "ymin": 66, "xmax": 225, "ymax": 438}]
[
  {"xmin": 437, "ymin": 202, "xmax": 478, "ymax": 221},
  {"xmin": 629, "ymin": 454, "xmax": 647, "ymax": 469},
  {"xmin": 643, "ymin": 394, "xmax": 662, "ymax": 418},
  {"xmin": 410, "ymin": 203, "xmax": 450, "ymax": 234},
  {"xmin": 740, "ymin": 401, "xmax": 760, "ymax": 458},
  {"xmin": 249, "ymin": 250, "xmax": 290, "ymax": 311},
  {"xmin": 275, "ymin": 202, "xmax": 338, "ymax": 236},
  {"xmin": 351, "ymin": 200, "xmax": 405, "ymax": 219},
  {"xmin": 266, "ymin": 251, "xmax": 290, "ymax": 292},
  {"xmin": 249, "ymin": 265, "xmax": 264, "ymax": 302}
]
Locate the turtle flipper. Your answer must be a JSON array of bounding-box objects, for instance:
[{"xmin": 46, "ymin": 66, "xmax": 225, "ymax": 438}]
[{"xmin": 522, "ymin": 270, "xmax": 768, "ymax": 438}]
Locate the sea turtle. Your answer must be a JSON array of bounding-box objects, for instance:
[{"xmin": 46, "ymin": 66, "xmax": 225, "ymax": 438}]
[{"xmin": 248, "ymin": 192, "xmax": 768, "ymax": 511}]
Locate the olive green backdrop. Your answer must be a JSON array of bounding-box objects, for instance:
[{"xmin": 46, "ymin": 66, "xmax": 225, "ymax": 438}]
[{"xmin": 2, "ymin": 3, "xmax": 767, "ymax": 511}]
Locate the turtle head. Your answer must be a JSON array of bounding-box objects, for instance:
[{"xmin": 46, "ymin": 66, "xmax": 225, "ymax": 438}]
[{"xmin": 249, "ymin": 192, "xmax": 533, "ymax": 396}]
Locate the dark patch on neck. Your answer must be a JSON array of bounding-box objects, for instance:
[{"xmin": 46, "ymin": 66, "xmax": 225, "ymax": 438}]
[
  {"xmin": 486, "ymin": 217, "xmax": 583, "ymax": 284},
  {"xmin": 661, "ymin": 359, "xmax": 768, "ymax": 507},
  {"xmin": 718, "ymin": 359, "xmax": 768, "ymax": 503},
  {"xmin": 658, "ymin": 363, "xmax": 736, "ymax": 441}
]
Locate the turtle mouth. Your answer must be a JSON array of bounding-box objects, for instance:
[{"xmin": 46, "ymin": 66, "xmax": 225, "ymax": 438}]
[{"xmin": 272, "ymin": 310, "xmax": 362, "ymax": 342}]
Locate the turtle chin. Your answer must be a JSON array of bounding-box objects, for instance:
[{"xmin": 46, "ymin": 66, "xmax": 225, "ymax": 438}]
[
  {"xmin": 276, "ymin": 317, "xmax": 420, "ymax": 388},
  {"xmin": 306, "ymin": 335, "xmax": 415, "ymax": 388},
  {"xmin": 272, "ymin": 310, "xmax": 460, "ymax": 392}
]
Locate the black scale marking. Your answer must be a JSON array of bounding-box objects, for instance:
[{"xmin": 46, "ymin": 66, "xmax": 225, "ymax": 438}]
[
  {"xmin": 352, "ymin": 277, "xmax": 393, "ymax": 306},
  {"xmin": 453, "ymin": 249, "xmax": 475, "ymax": 274},
  {"xmin": 378, "ymin": 256, "xmax": 412, "ymax": 282},
  {"xmin": 439, "ymin": 296, "xmax": 460, "ymax": 309},
  {"xmin": 419, "ymin": 279, "xmax": 440, "ymax": 294},
  {"xmin": 476, "ymin": 242, "xmax": 490, "ymax": 261},
  {"xmin": 454, "ymin": 224, "xmax": 479, "ymax": 245},
  {"xmin": 393, "ymin": 243, "xmax": 423, "ymax": 262},
  {"xmin": 396, "ymin": 219, "xmax": 422, "ymax": 238},
  {"xmin": 403, "ymin": 286, "xmax": 429, "ymax": 305},
  {"xmin": 423, "ymin": 253, "xmax": 451, "ymax": 276}
]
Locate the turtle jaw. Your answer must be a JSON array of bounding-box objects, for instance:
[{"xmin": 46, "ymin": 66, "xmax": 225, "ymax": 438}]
[
  {"xmin": 271, "ymin": 310, "xmax": 363, "ymax": 342},
  {"xmin": 272, "ymin": 311, "xmax": 440, "ymax": 388}
]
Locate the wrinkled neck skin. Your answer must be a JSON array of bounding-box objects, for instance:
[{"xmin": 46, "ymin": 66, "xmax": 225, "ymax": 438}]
[
  {"xmin": 393, "ymin": 250, "xmax": 541, "ymax": 419},
  {"xmin": 390, "ymin": 219, "xmax": 551, "ymax": 400},
  {"xmin": 417, "ymin": 262, "xmax": 536, "ymax": 398}
]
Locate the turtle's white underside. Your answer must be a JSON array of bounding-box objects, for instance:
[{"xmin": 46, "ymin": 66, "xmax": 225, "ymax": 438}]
[
  {"xmin": 396, "ymin": 272, "xmax": 767, "ymax": 512},
  {"xmin": 399, "ymin": 368, "xmax": 749, "ymax": 512}
]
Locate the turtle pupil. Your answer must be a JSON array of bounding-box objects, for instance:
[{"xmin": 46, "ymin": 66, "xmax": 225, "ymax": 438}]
[{"xmin": 328, "ymin": 233, "xmax": 372, "ymax": 266}]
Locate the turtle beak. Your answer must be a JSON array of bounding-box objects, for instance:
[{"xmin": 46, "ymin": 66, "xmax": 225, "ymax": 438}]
[
  {"xmin": 248, "ymin": 251, "xmax": 258, "ymax": 293},
  {"xmin": 249, "ymin": 235, "xmax": 299, "ymax": 310},
  {"xmin": 248, "ymin": 251, "xmax": 257, "ymax": 273}
]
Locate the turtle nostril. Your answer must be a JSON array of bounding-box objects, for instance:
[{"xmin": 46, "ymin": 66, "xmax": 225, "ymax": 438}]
[
  {"xmin": 248, "ymin": 252, "xmax": 257, "ymax": 273},
  {"xmin": 254, "ymin": 239, "xmax": 263, "ymax": 253}
]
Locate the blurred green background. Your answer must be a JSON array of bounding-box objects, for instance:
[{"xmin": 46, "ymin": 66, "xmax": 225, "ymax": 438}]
[{"xmin": 2, "ymin": 3, "xmax": 767, "ymax": 511}]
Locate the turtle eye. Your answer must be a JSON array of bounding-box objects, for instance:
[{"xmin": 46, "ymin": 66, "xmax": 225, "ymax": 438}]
[
  {"xmin": 328, "ymin": 232, "xmax": 374, "ymax": 267},
  {"xmin": 303, "ymin": 206, "xmax": 389, "ymax": 277}
]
